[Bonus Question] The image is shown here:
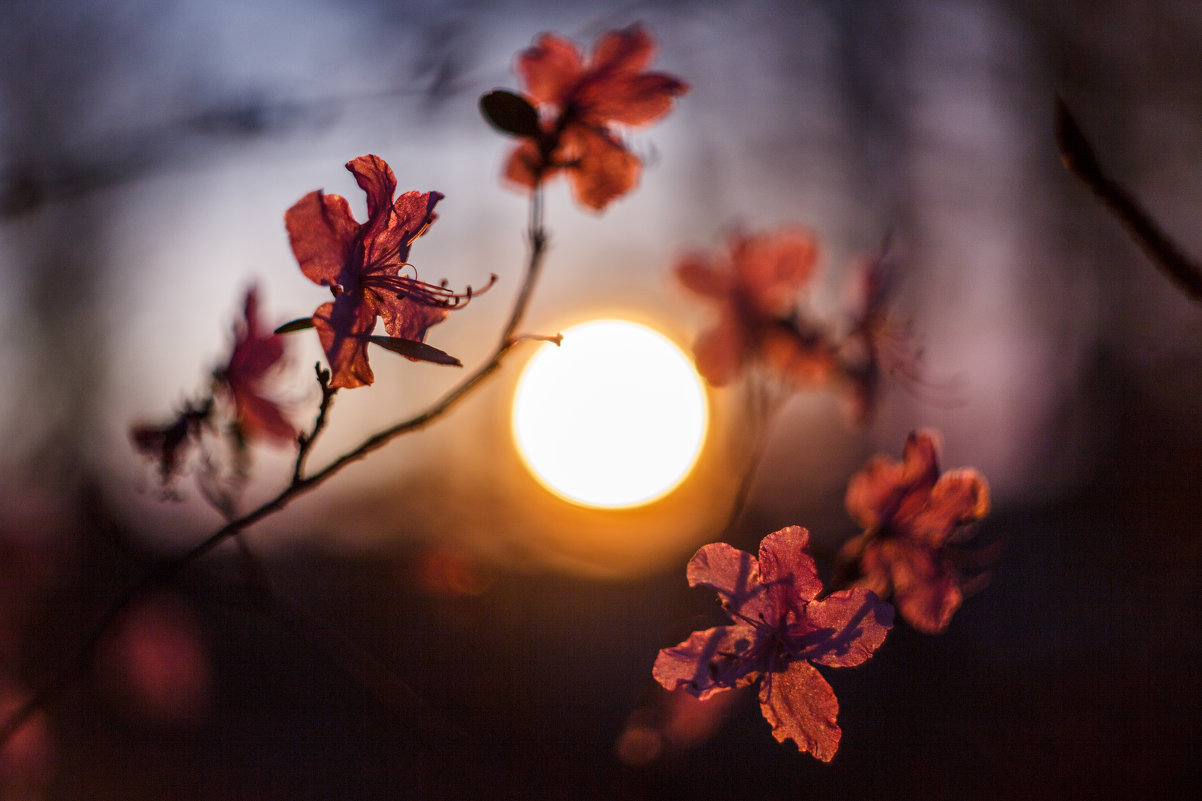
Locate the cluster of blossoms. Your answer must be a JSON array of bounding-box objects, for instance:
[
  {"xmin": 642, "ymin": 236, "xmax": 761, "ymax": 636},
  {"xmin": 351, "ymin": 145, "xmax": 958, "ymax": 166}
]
[
  {"xmin": 676, "ymin": 227, "xmax": 921, "ymax": 423},
  {"xmin": 120, "ymin": 19, "xmax": 998, "ymax": 774}
]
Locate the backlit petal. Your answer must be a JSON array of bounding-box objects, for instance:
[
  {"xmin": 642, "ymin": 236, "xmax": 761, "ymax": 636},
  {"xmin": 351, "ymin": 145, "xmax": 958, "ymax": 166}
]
[
  {"xmin": 903, "ymin": 467, "xmax": 991, "ymax": 546},
  {"xmin": 562, "ymin": 124, "xmax": 639, "ymax": 210},
  {"xmin": 347, "ymin": 155, "xmax": 398, "ymax": 226},
  {"xmin": 376, "ymin": 289, "xmax": 450, "ymax": 344},
  {"xmin": 653, "ymin": 625, "xmax": 761, "ymax": 699},
  {"xmin": 759, "ymin": 660, "xmax": 841, "ymax": 762},
  {"xmin": 733, "ymin": 227, "xmax": 819, "ymax": 317},
  {"xmin": 285, "ymin": 190, "xmax": 358, "ymax": 287},
  {"xmin": 802, "ymin": 588, "xmax": 893, "ymax": 668},
  {"xmin": 580, "ymin": 72, "xmax": 689, "ymax": 126},
  {"xmin": 517, "ymin": 33, "xmax": 584, "ymax": 107},
  {"xmin": 756, "ymin": 526, "xmax": 823, "ymax": 614},
  {"xmin": 881, "ymin": 540, "xmax": 962, "ymax": 634},
  {"xmin": 686, "ymin": 542, "xmax": 774, "ymax": 623},
  {"xmin": 313, "ymin": 296, "xmax": 377, "ymax": 389}
]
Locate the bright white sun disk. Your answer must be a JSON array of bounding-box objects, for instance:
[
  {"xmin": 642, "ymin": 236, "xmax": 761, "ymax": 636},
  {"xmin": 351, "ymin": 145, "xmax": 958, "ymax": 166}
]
[{"xmin": 512, "ymin": 320, "xmax": 708, "ymax": 508}]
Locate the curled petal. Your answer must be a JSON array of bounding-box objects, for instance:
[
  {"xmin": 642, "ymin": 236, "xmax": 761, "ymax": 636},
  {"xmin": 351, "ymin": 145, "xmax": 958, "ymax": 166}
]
[
  {"xmin": 900, "ymin": 429, "xmax": 942, "ymax": 488},
  {"xmin": 653, "ymin": 625, "xmax": 761, "ymax": 699},
  {"xmin": 517, "ymin": 33, "xmax": 584, "ymax": 107},
  {"xmin": 285, "ymin": 190, "xmax": 357, "ymax": 287},
  {"xmin": 347, "ymin": 155, "xmax": 398, "ymax": 227},
  {"xmin": 562, "ymin": 124, "xmax": 640, "ymax": 211},
  {"xmin": 759, "ymin": 660, "xmax": 841, "ymax": 761},
  {"xmin": 313, "ymin": 296, "xmax": 377, "ymax": 389},
  {"xmin": 756, "ymin": 526, "xmax": 823, "ymax": 614},
  {"xmin": 801, "ymin": 588, "xmax": 893, "ymax": 668}
]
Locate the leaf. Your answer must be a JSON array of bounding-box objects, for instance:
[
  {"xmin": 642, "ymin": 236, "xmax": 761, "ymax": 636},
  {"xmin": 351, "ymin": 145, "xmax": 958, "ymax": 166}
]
[
  {"xmin": 274, "ymin": 317, "xmax": 315, "ymax": 334},
  {"xmin": 479, "ymin": 90, "xmax": 542, "ymax": 138},
  {"xmin": 368, "ymin": 336, "xmax": 462, "ymax": 366}
]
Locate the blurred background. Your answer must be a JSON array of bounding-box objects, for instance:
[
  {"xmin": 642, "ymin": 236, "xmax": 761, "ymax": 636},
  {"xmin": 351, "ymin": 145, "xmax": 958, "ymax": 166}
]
[{"xmin": 2, "ymin": 0, "xmax": 1202, "ymax": 797}]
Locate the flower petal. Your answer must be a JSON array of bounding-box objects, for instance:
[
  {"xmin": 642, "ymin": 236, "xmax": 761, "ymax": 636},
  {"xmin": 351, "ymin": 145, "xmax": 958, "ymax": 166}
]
[
  {"xmin": 903, "ymin": 467, "xmax": 991, "ymax": 546},
  {"xmin": 733, "ymin": 227, "xmax": 818, "ymax": 317},
  {"xmin": 589, "ymin": 24, "xmax": 655, "ymax": 76},
  {"xmin": 801, "ymin": 588, "xmax": 893, "ymax": 668},
  {"xmin": 675, "ymin": 253, "xmax": 727, "ymax": 299},
  {"xmin": 503, "ymin": 138, "xmax": 551, "ymax": 189},
  {"xmin": 375, "ymin": 289, "xmax": 450, "ymax": 343},
  {"xmin": 756, "ymin": 526, "xmax": 823, "ymax": 614},
  {"xmin": 686, "ymin": 542, "xmax": 773, "ymax": 623},
  {"xmin": 758, "ymin": 660, "xmax": 841, "ymax": 761},
  {"xmin": 517, "ymin": 32, "xmax": 584, "ymax": 108},
  {"xmin": 285, "ymin": 190, "xmax": 358, "ymax": 287},
  {"xmin": 877, "ymin": 539, "xmax": 962, "ymax": 634},
  {"xmin": 562, "ymin": 123, "xmax": 639, "ymax": 211},
  {"xmin": 313, "ymin": 296, "xmax": 377, "ymax": 389},
  {"xmin": 346, "ymin": 155, "xmax": 398, "ymax": 226},
  {"xmin": 652, "ymin": 625, "xmax": 761, "ymax": 699},
  {"xmin": 845, "ymin": 453, "xmax": 906, "ymax": 530},
  {"xmin": 580, "ymin": 72, "xmax": 689, "ymax": 126},
  {"xmin": 692, "ymin": 311, "xmax": 748, "ymax": 387}
]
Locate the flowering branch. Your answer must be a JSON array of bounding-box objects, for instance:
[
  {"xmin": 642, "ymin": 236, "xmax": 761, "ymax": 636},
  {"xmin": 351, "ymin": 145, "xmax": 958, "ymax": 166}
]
[{"xmin": 0, "ymin": 185, "xmax": 553, "ymax": 751}]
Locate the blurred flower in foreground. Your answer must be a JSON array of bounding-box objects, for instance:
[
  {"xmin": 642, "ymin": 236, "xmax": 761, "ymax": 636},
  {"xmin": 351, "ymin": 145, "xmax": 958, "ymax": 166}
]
[
  {"xmin": 615, "ymin": 685, "xmax": 741, "ymax": 766},
  {"xmin": 285, "ymin": 154, "xmax": 491, "ymax": 388},
  {"xmin": 676, "ymin": 226, "xmax": 830, "ymax": 386},
  {"xmin": 131, "ymin": 288, "xmax": 294, "ymax": 500},
  {"xmin": 837, "ymin": 430, "xmax": 991, "ymax": 634},
  {"xmin": 653, "ymin": 526, "xmax": 892, "ymax": 761},
  {"xmin": 485, "ymin": 23, "xmax": 688, "ymax": 211},
  {"xmin": 215, "ymin": 287, "xmax": 294, "ymax": 444}
]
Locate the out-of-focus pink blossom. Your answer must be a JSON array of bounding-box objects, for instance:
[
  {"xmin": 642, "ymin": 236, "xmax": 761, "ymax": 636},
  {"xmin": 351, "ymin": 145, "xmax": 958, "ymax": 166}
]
[
  {"xmin": 217, "ymin": 287, "xmax": 294, "ymax": 444},
  {"xmin": 838, "ymin": 430, "xmax": 991, "ymax": 634},
  {"xmin": 504, "ymin": 24, "xmax": 689, "ymax": 211}
]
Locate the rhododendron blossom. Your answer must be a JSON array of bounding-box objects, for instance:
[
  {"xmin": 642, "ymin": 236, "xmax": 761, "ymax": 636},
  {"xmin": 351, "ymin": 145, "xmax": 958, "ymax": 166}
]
[
  {"xmin": 216, "ymin": 287, "xmax": 294, "ymax": 444},
  {"xmin": 838, "ymin": 430, "xmax": 991, "ymax": 634},
  {"xmin": 653, "ymin": 526, "xmax": 892, "ymax": 761},
  {"xmin": 503, "ymin": 24, "xmax": 689, "ymax": 210},
  {"xmin": 286, "ymin": 155, "xmax": 489, "ymax": 388},
  {"xmin": 676, "ymin": 227, "xmax": 834, "ymax": 386}
]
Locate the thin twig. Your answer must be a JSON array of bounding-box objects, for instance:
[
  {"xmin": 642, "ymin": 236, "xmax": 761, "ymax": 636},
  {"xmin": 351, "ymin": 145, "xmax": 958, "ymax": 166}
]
[
  {"xmin": 1054, "ymin": 96, "xmax": 1202, "ymax": 302},
  {"xmin": 0, "ymin": 187, "xmax": 551, "ymax": 749}
]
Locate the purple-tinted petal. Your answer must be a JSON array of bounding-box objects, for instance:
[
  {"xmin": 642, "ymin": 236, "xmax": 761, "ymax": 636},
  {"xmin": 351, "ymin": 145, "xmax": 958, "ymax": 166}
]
[
  {"xmin": 285, "ymin": 190, "xmax": 358, "ymax": 288},
  {"xmin": 900, "ymin": 429, "xmax": 941, "ymax": 488},
  {"xmin": 652, "ymin": 624, "xmax": 762, "ymax": 700},
  {"xmin": 734, "ymin": 227, "xmax": 818, "ymax": 317},
  {"xmin": 801, "ymin": 588, "xmax": 893, "ymax": 668},
  {"xmin": 844, "ymin": 453, "xmax": 906, "ymax": 530},
  {"xmin": 589, "ymin": 24, "xmax": 655, "ymax": 76},
  {"xmin": 517, "ymin": 32, "xmax": 584, "ymax": 108},
  {"xmin": 503, "ymin": 138, "xmax": 553, "ymax": 190},
  {"xmin": 686, "ymin": 542, "xmax": 774, "ymax": 623},
  {"xmin": 313, "ymin": 295, "xmax": 377, "ymax": 389},
  {"xmin": 756, "ymin": 526, "xmax": 823, "ymax": 615},
  {"xmin": 758, "ymin": 660, "xmax": 841, "ymax": 761}
]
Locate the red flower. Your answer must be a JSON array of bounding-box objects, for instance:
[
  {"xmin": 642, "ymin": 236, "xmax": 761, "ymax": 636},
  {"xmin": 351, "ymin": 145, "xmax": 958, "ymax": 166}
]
[
  {"xmin": 676, "ymin": 227, "xmax": 833, "ymax": 386},
  {"xmin": 653, "ymin": 526, "xmax": 892, "ymax": 761},
  {"xmin": 216, "ymin": 287, "xmax": 294, "ymax": 443},
  {"xmin": 286, "ymin": 155, "xmax": 485, "ymax": 388},
  {"xmin": 504, "ymin": 24, "xmax": 689, "ymax": 211},
  {"xmin": 838, "ymin": 430, "xmax": 991, "ymax": 634}
]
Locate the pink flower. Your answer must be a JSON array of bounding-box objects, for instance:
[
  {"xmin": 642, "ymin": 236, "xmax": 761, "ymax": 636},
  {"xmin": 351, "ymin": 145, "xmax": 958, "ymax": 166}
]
[
  {"xmin": 653, "ymin": 526, "xmax": 892, "ymax": 761},
  {"xmin": 676, "ymin": 227, "xmax": 834, "ymax": 386},
  {"xmin": 504, "ymin": 24, "xmax": 689, "ymax": 211},
  {"xmin": 216, "ymin": 287, "xmax": 294, "ymax": 444},
  {"xmin": 286, "ymin": 155, "xmax": 488, "ymax": 388},
  {"xmin": 839, "ymin": 430, "xmax": 991, "ymax": 634}
]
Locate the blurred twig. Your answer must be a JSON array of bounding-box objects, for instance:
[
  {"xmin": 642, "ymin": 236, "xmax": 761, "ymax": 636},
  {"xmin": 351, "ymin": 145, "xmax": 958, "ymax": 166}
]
[{"xmin": 1054, "ymin": 96, "xmax": 1202, "ymax": 303}]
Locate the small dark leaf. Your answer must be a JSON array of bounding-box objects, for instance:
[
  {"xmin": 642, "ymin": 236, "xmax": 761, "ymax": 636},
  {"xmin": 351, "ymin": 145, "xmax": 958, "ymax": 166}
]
[
  {"xmin": 479, "ymin": 90, "xmax": 542, "ymax": 138},
  {"xmin": 368, "ymin": 336, "xmax": 462, "ymax": 366},
  {"xmin": 275, "ymin": 317, "xmax": 315, "ymax": 334}
]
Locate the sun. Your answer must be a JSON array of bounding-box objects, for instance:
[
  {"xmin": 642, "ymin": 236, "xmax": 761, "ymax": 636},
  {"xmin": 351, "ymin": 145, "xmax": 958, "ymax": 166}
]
[{"xmin": 512, "ymin": 319, "xmax": 709, "ymax": 509}]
